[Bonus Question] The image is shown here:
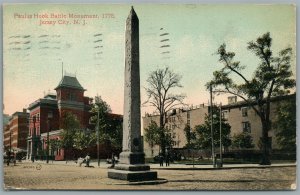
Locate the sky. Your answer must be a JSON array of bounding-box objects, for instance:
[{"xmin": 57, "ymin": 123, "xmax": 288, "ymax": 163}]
[{"xmin": 3, "ymin": 4, "xmax": 296, "ymax": 116}]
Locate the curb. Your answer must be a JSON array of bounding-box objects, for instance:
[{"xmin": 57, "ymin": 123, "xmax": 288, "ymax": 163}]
[{"xmin": 151, "ymin": 164, "xmax": 296, "ymax": 171}]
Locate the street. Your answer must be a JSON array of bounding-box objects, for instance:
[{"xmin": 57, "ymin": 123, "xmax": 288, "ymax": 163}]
[{"xmin": 3, "ymin": 161, "xmax": 296, "ymax": 190}]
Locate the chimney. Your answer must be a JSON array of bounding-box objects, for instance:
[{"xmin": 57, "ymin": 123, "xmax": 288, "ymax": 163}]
[{"xmin": 23, "ymin": 108, "xmax": 27, "ymax": 113}]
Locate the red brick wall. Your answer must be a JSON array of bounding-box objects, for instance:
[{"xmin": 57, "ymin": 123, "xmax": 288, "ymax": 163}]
[
  {"xmin": 29, "ymin": 107, "xmax": 59, "ymax": 136},
  {"xmin": 4, "ymin": 113, "xmax": 29, "ymax": 150},
  {"xmin": 3, "ymin": 124, "xmax": 10, "ymax": 149},
  {"xmin": 57, "ymin": 88, "xmax": 84, "ymax": 102}
]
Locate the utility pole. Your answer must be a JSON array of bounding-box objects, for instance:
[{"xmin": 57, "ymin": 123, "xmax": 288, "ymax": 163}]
[
  {"xmin": 9, "ymin": 130, "xmax": 12, "ymax": 165},
  {"xmin": 219, "ymin": 103, "xmax": 223, "ymax": 167},
  {"xmin": 31, "ymin": 116, "xmax": 36, "ymax": 162},
  {"xmin": 210, "ymin": 84, "xmax": 216, "ymax": 167},
  {"xmin": 96, "ymin": 106, "xmax": 100, "ymax": 167},
  {"xmin": 9, "ymin": 131, "xmax": 12, "ymax": 153},
  {"xmin": 47, "ymin": 112, "xmax": 53, "ymax": 163},
  {"xmin": 46, "ymin": 120, "xmax": 50, "ymax": 163}
]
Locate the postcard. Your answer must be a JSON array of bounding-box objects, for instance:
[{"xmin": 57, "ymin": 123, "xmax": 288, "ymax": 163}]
[{"xmin": 2, "ymin": 4, "xmax": 296, "ymax": 190}]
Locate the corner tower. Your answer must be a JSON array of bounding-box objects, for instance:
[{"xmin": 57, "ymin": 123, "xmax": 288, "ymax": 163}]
[{"xmin": 55, "ymin": 75, "xmax": 86, "ymax": 127}]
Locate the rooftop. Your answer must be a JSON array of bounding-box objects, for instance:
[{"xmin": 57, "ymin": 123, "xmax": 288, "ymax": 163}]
[{"xmin": 54, "ymin": 75, "xmax": 85, "ymax": 91}]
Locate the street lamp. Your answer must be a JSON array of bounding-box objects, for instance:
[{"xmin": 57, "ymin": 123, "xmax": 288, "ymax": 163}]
[
  {"xmin": 8, "ymin": 130, "xmax": 12, "ymax": 166},
  {"xmin": 96, "ymin": 105, "xmax": 100, "ymax": 167},
  {"xmin": 213, "ymin": 103, "xmax": 223, "ymax": 168},
  {"xmin": 47, "ymin": 112, "xmax": 53, "ymax": 163},
  {"xmin": 31, "ymin": 116, "xmax": 36, "ymax": 162},
  {"xmin": 219, "ymin": 103, "xmax": 223, "ymax": 167},
  {"xmin": 210, "ymin": 84, "xmax": 216, "ymax": 167}
]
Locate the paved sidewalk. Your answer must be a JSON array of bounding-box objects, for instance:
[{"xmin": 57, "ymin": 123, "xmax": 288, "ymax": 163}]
[
  {"xmin": 150, "ymin": 162, "xmax": 296, "ymax": 170},
  {"xmin": 4, "ymin": 161, "xmax": 296, "ymax": 190},
  {"xmin": 22, "ymin": 159, "xmax": 296, "ymax": 170}
]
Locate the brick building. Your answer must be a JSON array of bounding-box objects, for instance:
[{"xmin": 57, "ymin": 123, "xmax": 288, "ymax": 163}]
[
  {"xmin": 3, "ymin": 109, "xmax": 29, "ymax": 152},
  {"xmin": 142, "ymin": 94, "xmax": 295, "ymax": 158},
  {"xmin": 27, "ymin": 75, "xmax": 93, "ymax": 160}
]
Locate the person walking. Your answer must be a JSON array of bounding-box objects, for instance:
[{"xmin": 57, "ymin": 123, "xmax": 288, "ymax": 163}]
[
  {"xmin": 165, "ymin": 152, "xmax": 170, "ymax": 167},
  {"xmin": 85, "ymin": 154, "xmax": 90, "ymax": 167},
  {"xmin": 159, "ymin": 153, "xmax": 164, "ymax": 167},
  {"xmin": 111, "ymin": 153, "xmax": 115, "ymax": 168}
]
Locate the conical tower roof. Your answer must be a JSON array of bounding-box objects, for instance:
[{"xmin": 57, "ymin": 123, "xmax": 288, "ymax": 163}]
[{"xmin": 54, "ymin": 75, "xmax": 85, "ymax": 91}]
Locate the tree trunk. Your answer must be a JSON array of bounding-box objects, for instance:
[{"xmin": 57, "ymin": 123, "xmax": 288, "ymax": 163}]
[
  {"xmin": 160, "ymin": 115, "xmax": 166, "ymax": 157},
  {"xmin": 260, "ymin": 119, "xmax": 271, "ymax": 165}
]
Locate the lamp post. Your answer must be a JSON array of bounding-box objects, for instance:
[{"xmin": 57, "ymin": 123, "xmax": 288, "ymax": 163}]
[
  {"xmin": 8, "ymin": 130, "xmax": 12, "ymax": 165},
  {"xmin": 219, "ymin": 103, "xmax": 223, "ymax": 167},
  {"xmin": 96, "ymin": 105, "xmax": 100, "ymax": 167},
  {"xmin": 31, "ymin": 116, "xmax": 36, "ymax": 162},
  {"xmin": 210, "ymin": 84, "xmax": 216, "ymax": 167},
  {"xmin": 47, "ymin": 112, "xmax": 53, "ymax": 163}
]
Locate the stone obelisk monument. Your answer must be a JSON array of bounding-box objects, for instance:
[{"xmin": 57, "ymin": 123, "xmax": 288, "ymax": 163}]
[{"xmin": 108, "ymin": 7, "xmax": 157, "ymax": 181}]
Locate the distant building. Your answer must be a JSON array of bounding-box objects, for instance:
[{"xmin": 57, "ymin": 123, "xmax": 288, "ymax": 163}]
[
  {"xmin": 143, "ymin": 94, "xmax": 295, "ymax": 158},
  {"xmin": 26, "ymin": 74, "xmax": 123, "ymax": 161},
  {"xmin": 222, "ymin": 94, "xmax": 296, "ymax": 151},
  {"xmin": 2, "ymin": 114, "xmax": 10, "ymax": 127},
  {"xmin": 27, "ymin": 75, "xmax": 93, "ymax": 160},
  {"xmin": 3, "ymin": 109, "xmax": 29, "ymax": 152},
  {"xmin": 143, "ymin": 104, "xmax": 209, "ymax": 157}
]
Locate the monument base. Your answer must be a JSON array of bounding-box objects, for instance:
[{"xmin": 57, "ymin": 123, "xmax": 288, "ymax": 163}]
[
  {"xmin": 108, "ymin": 169, "xmax": 157, "ymax": 181},
  {"xmin": 108, "ymin": 163, "xmax": 157, "ymax": 181}
]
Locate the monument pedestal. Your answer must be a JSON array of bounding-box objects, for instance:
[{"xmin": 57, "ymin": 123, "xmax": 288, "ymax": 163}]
[
  {"xmin": 108, "ymin": 152, "xmax": 158, "ymax": 181},
  {"xmin": 108, "ymin": 164, "xmax": 157, "ymax": 181}
]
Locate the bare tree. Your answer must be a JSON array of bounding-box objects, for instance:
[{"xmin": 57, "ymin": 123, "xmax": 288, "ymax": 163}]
[{"xmin": 144, "ymin": 67, "xmax": 185, "ymax": 156}]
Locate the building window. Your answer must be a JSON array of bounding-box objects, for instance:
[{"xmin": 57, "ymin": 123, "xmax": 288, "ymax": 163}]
[
  {"xmin": 242, "ymin": 107, "xmax": 248, "ymax": 117},
  {"xmin": 222, "ymin": 110, "xmax": 228, "ymax": 120},
  {"xmin": 242, "ymin": 122, "xmax": 251, "ymax": 133},
  {"xmin": 69, "ymin": 92, "xmax": 76, "ymax": 101}
]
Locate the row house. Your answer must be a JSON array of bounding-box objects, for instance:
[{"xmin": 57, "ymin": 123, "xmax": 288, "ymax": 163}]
[
  {"xmin": 3, "ymin": 109, "xmax": 29, "ymax": 152},
  {"xmin": 143, "ymin": 94, "xmax": 295, "ymax": 158}
]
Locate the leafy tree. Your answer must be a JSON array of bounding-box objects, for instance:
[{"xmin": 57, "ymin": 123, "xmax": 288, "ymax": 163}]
[
  {"xmin": 144, "ymin": 121, "xmax": 175, "ymax": 156},
  {"xmin": 208, "ymin": 32, "xmax": 295, "ymax": 165},
  {"xmin": 144, "ymin": 121, "xmax": 161, "ymax": 156},
  {"xmin": 90, "ymin": 95, "xmax": 122, "ymax": 150},
  {"xmin": 49, "ymin": 139, "xmax": 62, "ymax": 157},
  {"xmin": 232, "ymin": 132, "xmax": 254, "ymax": 149},
  {"xmin": 60, "ymin": 111, "xmax": 81, "ymax": 161},
  {"xmin": 194, "ymin": 106, "xmax": 231, "ymax": 150},
  {"xmin": 274, "ymin": 97, "xmax": 296, "ymax": 151},
  {"xmin": 106, "ymin": 117, "xmax": 123, "ymax": 151},
  {"xmin": 144, "ymin": 67, "xmax": 185, "ymax": 156},
  {"xmin": 73, "ymin": 129, "xmax": 96, "ymax": 151},
  {"xmin": 184, "ymin": 124, "xmax": 196, "ymax": 148}
]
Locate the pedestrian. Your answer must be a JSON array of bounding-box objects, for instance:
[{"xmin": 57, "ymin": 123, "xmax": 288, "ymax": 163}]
[
  {"xmin": 85, "ymin": 154, "xmax": 90, "ymax": 167},
  {"xmin": 159, "ymin": 153, "xmax": 164, "ymax": 167},
  {"xmin": 110, "ymin": 153, "xmax": 115, "ymax": 168},
  {"xmin": 13, "ymin": 153, "xmax": 16, "ymax": 166},
  {"xmin": 78, "ymin": 157, "xmax": 84, "ymax": 167},
  {"xmin": 31, "ymin": 155, "xmax": 35, "ymax": 163},
  {"xmin": 165, "ymin": 152, "xmax": 170, "ymax": 167},
  {"xmin": 6, "ymin": 151, "xmax": 10, "ymax": 166}
]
